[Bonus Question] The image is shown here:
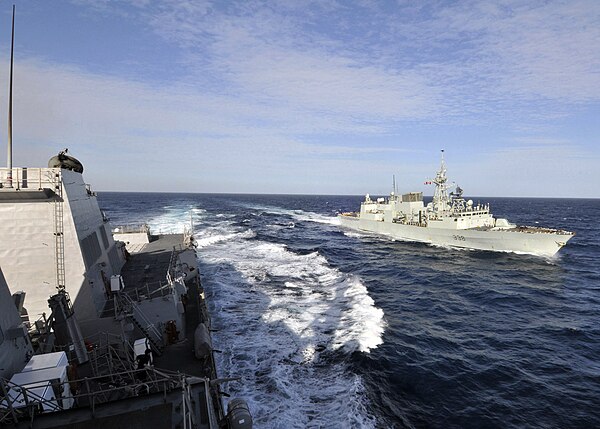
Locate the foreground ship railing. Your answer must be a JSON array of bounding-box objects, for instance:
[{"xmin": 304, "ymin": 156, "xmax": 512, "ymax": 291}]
[
  {"xmin": 0, "ymin": 167, "xmax": 59, "ymax": 190},
  {"xmin": 112, "ymin": 223, "xmax": 150, "ymax": 234},
  {"xmin": 0, "ymin": 367, "xmax": 218, "ymax": 428}
]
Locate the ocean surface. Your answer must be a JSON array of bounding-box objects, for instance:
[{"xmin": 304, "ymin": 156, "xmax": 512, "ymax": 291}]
[{"xmin": 98, "ymin": 192, "xmax": 600, "ymax": 429}]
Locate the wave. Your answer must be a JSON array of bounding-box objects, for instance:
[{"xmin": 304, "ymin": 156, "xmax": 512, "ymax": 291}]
[
  {"xmin": 195, "ymin": 229, "xmax": 256, "ymax": 248},
  {"xmin": 293, "ymin": 210, "xmax": 341, "ymax": 226},
  {"xmin": 196, "ymin": 220, "xmax": 383, "ymax": 428},
  {"xmin": 146, "ymin": 206, "xmax": 205, "ymax": 234},
  {"xmin": 242, "ymin": 203, "xmax": 341, "ymax": 226},
  {"xmin": 100, "ymin": 193, "xmax": 600, "ymax": 429},
  {"xmin": 203, "ymin": 238, "xmax": 384, "ymax": 354}
]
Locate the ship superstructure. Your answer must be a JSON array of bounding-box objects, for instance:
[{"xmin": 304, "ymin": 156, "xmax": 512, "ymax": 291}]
[
  {"xmin": 0, "ymin": 243, "xmax": 247, "ymax": 428},
  {"xmin": 0, "ymin": 155, "xmax": 253, "ymax": 428},
  {"xmin": 0, "ymin": 8, "xmax": 252, "ymax": 426},
  {"xmin": 0, "ymin": 268, "xmax": 33, "ymax": 381},
  {"xmin": 0, "ymin": 163, "xmax": 125, "ymax": 327},
  {"xmin": 339, "ymin": 152, "xmax": 574, "ymax": 256}
]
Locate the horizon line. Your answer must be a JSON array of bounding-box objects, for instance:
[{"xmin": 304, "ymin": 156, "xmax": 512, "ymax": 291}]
[{"xmin": 95, "ymin": 190, "xmax": 600, "ymax": 200}]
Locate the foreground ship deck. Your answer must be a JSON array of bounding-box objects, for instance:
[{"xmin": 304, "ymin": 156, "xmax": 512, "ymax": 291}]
[
  {"xmin": 1, "ymin": 230, "xmax": 250, "ymax": 428},
  {"xmin": 338, "ymin": 152, "xmax": 574, "ymax": 257},
  {"xmin": 0, "ymin": 160, "xmax": 252, "ymax": 428},
  {"xmin": 0, "ymin": 15, "xmax": 251, "ymax": 425}
]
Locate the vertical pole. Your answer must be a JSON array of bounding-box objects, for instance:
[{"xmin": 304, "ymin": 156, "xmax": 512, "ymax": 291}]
[{"xmin": 6, "ymin": 5, "xmax": 15, "ymax": 188}]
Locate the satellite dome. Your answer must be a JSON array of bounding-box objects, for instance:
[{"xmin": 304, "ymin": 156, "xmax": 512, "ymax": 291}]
[{"xmin": 48, "ymin": 149, "xmax": 84, "ymax": 173}]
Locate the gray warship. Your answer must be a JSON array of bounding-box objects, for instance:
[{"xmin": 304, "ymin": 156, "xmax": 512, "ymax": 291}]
[
  {"xmin": 339, "ymin": 151, "xmax": 575, "ymax": 256},
  {"xmin": 0, "ymin": 7, "xmax": 252, "ymax": 428}
]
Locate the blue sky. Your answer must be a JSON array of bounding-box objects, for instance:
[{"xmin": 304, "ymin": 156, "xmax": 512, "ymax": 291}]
[{"xmin": 1, "ymin": 0, "xmax": 599, "ymax": 197}]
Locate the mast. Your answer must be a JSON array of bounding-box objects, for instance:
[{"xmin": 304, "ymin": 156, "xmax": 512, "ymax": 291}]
[
  {"xmin": 6, "ymin": 5, "xmax": 15, "ymax": 188},
  {"xmin": 432, "ymin": 149, "xmax": 451, "ymax": 213}
]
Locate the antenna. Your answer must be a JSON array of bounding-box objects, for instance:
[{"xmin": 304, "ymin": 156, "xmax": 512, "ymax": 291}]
[{"xmin": 6, "ymin": 5, "xmax": 15, "ymax": 188}]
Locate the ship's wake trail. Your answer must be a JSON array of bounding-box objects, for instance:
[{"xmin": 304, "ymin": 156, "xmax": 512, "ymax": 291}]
[
  {"xmin": 242, "ymin": 203, "xmax": 341, "ymax": 226},
  {"xmin": 146, "ymin": 205, "xmax": 205, "ymax": 234},
  {"xmin": 193, "ymin": 218, "xmax": 384, "ymax": 428}
]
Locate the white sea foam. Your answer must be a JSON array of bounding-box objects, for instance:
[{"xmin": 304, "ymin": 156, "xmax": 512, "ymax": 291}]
[
  {"xmin": 344, "ymin": 231, "xmax": 367, "ymax": 239},
  {"xmin": 227, "ymin": 243, "xmax": 385, "ymax": 353},
  {"xmin": 293, "ymin": 210, "xmax": 341, "ymax": 226},
  {"xmin": 195, "ymin": 229, "xmax": 256, "ymax": 249},
  {"xmin": 243, "ymin": 203, "xmax": 341, "ymax": 226},
  {"xmin": 196, "ymin": 216, "xmax": 384, "ymax": 428},
  {"xmin": 146, "ymin": 206, "xmax": 205, "ymax": 234},
  {"xmin": 145, "ymin": 202, "xmax": 384, "ymax": 427}
]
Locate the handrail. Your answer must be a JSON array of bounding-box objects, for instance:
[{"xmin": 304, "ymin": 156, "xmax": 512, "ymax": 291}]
[
  {"xmin": 0, "ymin": 167, "xmax": 59, "ymax": 190},
  {"xmin": 0, "ymin": 367, "xmax": 189, "ymax": 425},
  {"xmin": 167, "ymin": 246, "xmax": 179, "ymax": 282},
  {"xmin": 118, "ymin": 293, "xmax": 164, "ymax": 351},
  {"xmin": 112, "ymin": 223, "xmax": 150, "ymax": 234},
  {"xmin": 119, "ymin": 280, "xmax": 173, "ymax": 303},
  {"xmin": 168, "ymin": 245, "xmax": 192, "ymax": 283}
]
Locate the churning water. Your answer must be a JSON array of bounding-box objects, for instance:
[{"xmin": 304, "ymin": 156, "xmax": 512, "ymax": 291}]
[{"xmin": 99, "ymin": 193, "xmax": 600, "ymax": 428}]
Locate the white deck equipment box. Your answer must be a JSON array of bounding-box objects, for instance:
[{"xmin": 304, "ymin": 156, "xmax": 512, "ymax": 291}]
[
  {"xmin": 22, "ymin": 351, "xmax": 68, "ymax": 372},
  {"xmin": 5, "ymin": 366, "xmax": 74, "ymax": 412}
]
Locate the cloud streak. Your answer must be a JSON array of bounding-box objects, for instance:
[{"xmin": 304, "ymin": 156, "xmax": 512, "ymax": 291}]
[
  {"xmin": 3, "ymin": 0, "xmax": 599, "ymax": 196},
  {"xmin": 141, "ymin": 0, "xmax": 600, "ymax": 114}
]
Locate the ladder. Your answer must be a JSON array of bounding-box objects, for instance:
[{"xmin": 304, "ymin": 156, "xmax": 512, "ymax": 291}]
[
  {"xmin": 119, "ymin": 293, "xmax": 165, "ymax": 355},
  {"xmin": 53, "ymin": 171, "xmax": 66, "ymax": 292}
]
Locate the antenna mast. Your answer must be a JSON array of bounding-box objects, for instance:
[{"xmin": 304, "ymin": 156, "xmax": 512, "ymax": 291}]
[{"xmin": 6, "ymin": 5, "xmax": 15, "ymax": 188}]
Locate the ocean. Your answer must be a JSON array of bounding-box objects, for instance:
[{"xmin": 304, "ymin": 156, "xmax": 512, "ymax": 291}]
[{"xmin": 98, "ymin": 192, "xmax": 600, "ymax": 429}]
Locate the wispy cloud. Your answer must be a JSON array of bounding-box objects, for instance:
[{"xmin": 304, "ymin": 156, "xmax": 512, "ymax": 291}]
[
  {"xmin": 5, "ymin": 0, "xmax": 599, "ymax": 195},
  {"xmin": 5, "ymin": 57, "xmax": 414, "ymax": 192},
  {"xmin": 67, "ymin": 0, "xmax": 600, "ymax": 121}
]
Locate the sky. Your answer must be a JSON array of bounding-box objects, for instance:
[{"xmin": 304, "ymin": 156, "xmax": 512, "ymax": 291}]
[{"xmin": 0, "ymin": 0, "xmax": 598, "ymax": 197}]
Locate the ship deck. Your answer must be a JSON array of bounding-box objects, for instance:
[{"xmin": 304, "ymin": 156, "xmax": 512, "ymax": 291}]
[
  {"xmin": 102, "ymin": 232, "xmax": 216, "ymax": 377},
  {"xmin": 153, "ymin": 272, "xmax": 213, "ymax": 377},
  {"xmin": 100, "ymin": 234, "xmax": 183, "ymax": 317},
  {"xmin": 122, "ymin": 234, "xmax": 184, "ymax": 287},
  {"xmin": 67, "ymin": 233, "xmax": 222, "ymax": 428}
]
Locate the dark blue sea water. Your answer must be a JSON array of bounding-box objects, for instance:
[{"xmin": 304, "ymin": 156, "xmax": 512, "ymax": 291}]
[{"xmin": 98, "ymin": 192, "xmax": 600, "ymax": 429}]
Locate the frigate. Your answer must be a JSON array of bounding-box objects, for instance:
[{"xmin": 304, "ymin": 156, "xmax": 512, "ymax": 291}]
[
  {"xmin": 339, "ymin": 151, "xmax": 574, "ymax": 257},
  {"xmin": 0, "ymin": 8, "xmax": 252, "ymax": 428}
]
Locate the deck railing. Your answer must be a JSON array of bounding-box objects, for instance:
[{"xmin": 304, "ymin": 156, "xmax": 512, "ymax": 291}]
[
  {"xmin": 111, "ymin": 223, "xmax": 150, "ymax": 234},
  {"xmin": 0, "ymin": 167, "xmax": 60, "ymax": 190},
  {"xmin": 0, "ymin": 367, "xmax": 196, "ymax": 426}
]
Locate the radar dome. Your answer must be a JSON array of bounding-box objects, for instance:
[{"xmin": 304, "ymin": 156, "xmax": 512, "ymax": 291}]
[{"xmin": 48, "ymin": 149, "xmax": 84, "ymax": 173}]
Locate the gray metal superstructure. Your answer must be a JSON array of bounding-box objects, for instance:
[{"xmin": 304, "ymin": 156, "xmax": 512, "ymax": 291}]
[
  {"xmin": 1, "ymin": 9, "xmax": 251, "ymax": 425},
  {"xmin": 0, "ymin": 154, "xmax": 252, "ymax": 428},
  {"xmin": 0, "ymin": 155, "xmax": 252, "ymax": 429},
  {"xmin": 0, "ymin": 268, "xmax": 33, "ymax": 380},
  {"xmin": 339, "ymin": 152, "xmax": 574, "ymax": 256},
  {"xmin": 0, "ymin": 167, "xmax": 126, "ymax": 325}
]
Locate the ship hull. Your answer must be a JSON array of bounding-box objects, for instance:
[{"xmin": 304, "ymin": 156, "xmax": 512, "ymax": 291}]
[{"xmin": 338, "ymin": 216, "xmax": 573, "ymax": 257}]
